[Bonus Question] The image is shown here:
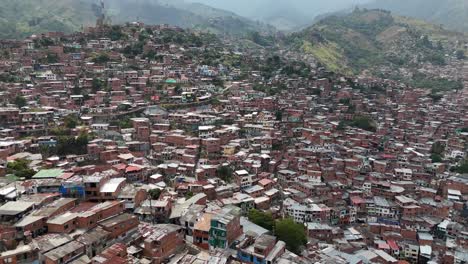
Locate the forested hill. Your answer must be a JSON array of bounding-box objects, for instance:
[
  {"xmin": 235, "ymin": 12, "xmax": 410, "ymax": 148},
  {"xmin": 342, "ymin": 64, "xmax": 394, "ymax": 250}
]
[
  {"xmin": 364, "ymin": 0, "xmax": 468, "ymax": 33},
  {"xmin": 286, "ymin": 9, "xmax": 467, "ymax": 74},
  {"xmin": 0, "ymin": 0, "xmax": 273, "ymax": 39}
]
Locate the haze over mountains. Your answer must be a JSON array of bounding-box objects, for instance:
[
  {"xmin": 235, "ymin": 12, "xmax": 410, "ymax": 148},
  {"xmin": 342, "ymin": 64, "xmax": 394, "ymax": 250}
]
[
  {"xmin": 1, "ymin": 0, "xmax": 468, "ymax": 40},
  {"xmin": 0, "ymin": 0, "xmax": 273, "ymax": 39},
  {"xmin": 364, "ymin": 0, "xmax": 468, "ymax": 33},
  {"xmin": 186, "ymin": 0, "xmax": 372, "ymax": 31},
  {"xmin": 287, "ymin": 9, "xmax": 467, "ymax": 75}
]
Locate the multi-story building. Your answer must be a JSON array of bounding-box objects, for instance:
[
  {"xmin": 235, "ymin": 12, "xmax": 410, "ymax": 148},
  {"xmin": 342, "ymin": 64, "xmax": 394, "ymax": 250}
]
[{"xmin": 209, "ymin": 206, "xmax": 243, "ymax": 249}]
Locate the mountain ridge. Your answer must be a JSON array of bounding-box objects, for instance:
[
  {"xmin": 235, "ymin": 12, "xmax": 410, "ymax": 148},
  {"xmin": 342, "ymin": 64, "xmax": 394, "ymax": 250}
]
[
  {"xmin": 363, "ymin": 0, "xmax": 468, "ymax": 32},
  {"xmin": 0, "ymin": 0, "xmax": 273, "ymax": 39},
  {"xmin": 287, "ymin": 9, "xmax": 467, "ymax": 75}
]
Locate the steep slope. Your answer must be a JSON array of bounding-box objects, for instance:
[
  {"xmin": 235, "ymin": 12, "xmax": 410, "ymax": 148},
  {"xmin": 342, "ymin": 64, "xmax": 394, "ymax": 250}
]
[
  {"xmin": 0, "ymin": 0, "xmax": 272, "ymax": 39},
  {"xmin": 0, "ymin": 0, "xmax": 98, "ymax": 39},
  {"xmin": 287, "ymin": 9, "xmax": 466, "ymax": 74},
  {"xmin": 364, "ymin": 0, "xmax": 468, "ymax": 32}
]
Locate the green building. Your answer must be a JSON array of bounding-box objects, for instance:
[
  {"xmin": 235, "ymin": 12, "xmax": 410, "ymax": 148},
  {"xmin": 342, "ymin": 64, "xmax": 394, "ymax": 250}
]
[{"xmin": 209, "ymin": 206, "xmax": 242, "ymax": 249}]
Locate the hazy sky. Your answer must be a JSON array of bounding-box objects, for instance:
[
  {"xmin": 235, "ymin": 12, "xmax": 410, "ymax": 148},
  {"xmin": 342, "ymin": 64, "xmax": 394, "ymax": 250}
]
[{"xmin": 185, "ymin": 0, "xmax": 372, "ymax": 20}]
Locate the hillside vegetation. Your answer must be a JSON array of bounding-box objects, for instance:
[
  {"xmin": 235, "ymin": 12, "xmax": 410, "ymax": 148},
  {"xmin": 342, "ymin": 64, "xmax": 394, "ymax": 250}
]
[
  {"xmin": 365, "ymin": 0, "xmax": 468, "ymax": 33},
  {"xmin": 287, "ymin": 9, "xmax": 467, "ymax": 74},
  {"xmin": 0, "ymin": 0, "xmax": 272, "ymax": 39}
]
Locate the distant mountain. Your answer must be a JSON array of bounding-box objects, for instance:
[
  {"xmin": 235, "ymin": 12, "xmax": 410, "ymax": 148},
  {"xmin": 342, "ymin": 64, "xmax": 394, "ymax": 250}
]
[
  {"xmin": 364, "ymin": 0, "xmax": 468, "ymax": 32},
  {"xmin": 287, "ymin": 9, "xmax": 466, "ymax": 74},
  {"xmin": 186, "ymin": 0, "xmax": 372, "ymax": 31},
  {"xmin": 0, "ymin": 0, "xmax": 273, "ymax": 39}
]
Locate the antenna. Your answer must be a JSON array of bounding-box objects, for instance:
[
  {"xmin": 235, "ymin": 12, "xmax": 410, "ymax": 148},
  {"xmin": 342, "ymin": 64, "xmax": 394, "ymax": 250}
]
[{"xmin": 96, "ymin": 0, "xmax": 106, "ymax": 27}]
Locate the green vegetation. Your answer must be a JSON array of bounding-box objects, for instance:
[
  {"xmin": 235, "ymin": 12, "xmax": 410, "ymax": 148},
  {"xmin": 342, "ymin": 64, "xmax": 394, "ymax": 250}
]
[
  {"xmin": 217, "ymin": 165, "xmax": 233, "ymax": 183},
  {"xmin": 108, "ymin": 25, "xmax": 125, "ymax": 41},
  {"xmin": 6, "ymin": 159, "xmax": 35, "ymax": 179},
  {"xmin": 456, "ymin": 50, "xmax": 466, "ymax": 60},
  {"xmin": 253, "ymin": 84, "xmax": 281, "ymax": 96},
  {"xmin": 275, "ymin": 218, "xmax": 307, "ymax": 254},
  {"xmin": 56, "ymin": 132, "xmax": 90, "ymax": 156},
  {"xmin": 39, "ymin": 53, "xmax": 59, "ymax": 64},
  {"xmin": 63, "ymin": 114, "xmax": 79, "ymax": 129},
  {"xmin": 431, "ymin": 142, "xmax": 445, "ymax": 156},
  {"xmin": 0, "ymin": 0, "xmax": 270, "ymax": 39},
  {"xmin": 301, "ymin": 41, "xmax": 349, "ymax": 74},
  {"xmin": 123, "ymin": 42, "xmax": 144, "ymax": 58},
  {"xmin": 92, "ymin": 53, "xmax": 110, "ymax": 64},
  {"xmin": 148, "ymin": 189, "xmax": 162, "ymax": 200},
  {"xmin": 409, "ymin": 73, "xmax": 463, "ymax": 92},
  {"xmin": 431, "ymin": 154, "xmax": 443, "ymax": 163},
  {"xmin": 0, "ymin": 74, "xmax": 19, "ymax": 83},
  {"xmin": 91, "ymin": 78, "xmax": 106, "ymax": 93},
  {"xmin": 185, "ymin": 191, "xmax": 194, "ymax": 199},
  {"xmin": 248, "ymin": 209, "xmax": 275, "ymax": 231},
  {"xmin": 14, "ymin": 95, "xmax": 27, "ymax": 108},
  {"xmin": 342, "ymin": 116, "xmax": 377, "ymax": 132},
  {"xmin": 42, "ymin": 131, "xmax": 90, "ymax": 157},
  {"xmin": 289, "ymin": 9, "xmax": 459, "ymax": 76},
  {"xmin": 247, "ymin": 31, "xmax": 275, "ymax": 47},
  {"xmin": 110, "ymin": 117, "xmax": 133, "ymax": 129},
  {"xmin": 365, "ymin": 0, "xmax": 468, "ymax": 32},
  {"xmin": 454, "ymin": 160, "xmax": 468, "ymax": 174},
  {"xmin": 275, "ymin": 110, "xmax": 283, "ymax": 121}
]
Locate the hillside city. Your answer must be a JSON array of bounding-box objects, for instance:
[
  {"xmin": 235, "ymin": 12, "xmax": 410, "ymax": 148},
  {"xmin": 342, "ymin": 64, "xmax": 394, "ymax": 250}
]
[{"xmin": 0, "ymin": 13, "xmax": 467, "ymax": 264}]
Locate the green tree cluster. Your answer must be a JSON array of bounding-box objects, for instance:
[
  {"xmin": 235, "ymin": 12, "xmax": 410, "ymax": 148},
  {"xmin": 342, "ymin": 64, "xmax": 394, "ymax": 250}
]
[
  {"xmin": 248, "ymin": 209, "xmax": 275, "ymax": 231},
  {"xmin": 350, "ymin": 116, "xmax": 377, "ymax": 132},
  {"xmin": 63, "ymin": 114, "xmax": 79, "ymax": 129},
  {"xmin": 14, "ymin": 96, "xmax": 27, "ymax": 108},
  {"xmin": 6, "ymin": 159, "xmax": 35, "ymax": 179},
  {"xmin": 430, "ymin": 141, "xmax": 445, "ymax": 162},
  {"xmin": 92, "ymin": 53, "xmax": 110, "ymax": 64},
  {"xmin": 91, "ymin": 78, "xmax": 105, "ymax": 93},
  {"xmin": 148, "ymin": 189, "xmax": 162, "ymax": 200},
  {"xmin": 248, "ymin": 210, "xmax": 307, "ymax": 254},
  {"xmin": 52, "ymin": 132, "xmax": 90, "ymax": 156},
  {"xmin": 275, "ymin": 218, "xmax": 307, "ymax": 254},
  {"xmin": 454, "ymin": 160, "xmax": 468, "ymax": 174},
  {"xmin": 456, "ymin": 50, "xmax": 466, "ymax": 60},
  {"xmin": 217, "ymin": 166, "xmax": 233, "ymax": 183}
]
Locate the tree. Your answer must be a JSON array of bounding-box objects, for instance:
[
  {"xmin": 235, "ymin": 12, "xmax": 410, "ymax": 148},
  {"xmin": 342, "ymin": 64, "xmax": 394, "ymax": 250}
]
[
  {"xmin": 185, "ymin": 191, "xmax": 194, "ymax": 199},
  {"xmin": 337, "ymin": 121, "xmax": 346, "ymax": 131},
  {"xmin": 431, "ymin": 153, "xmax": 443, "ymax": 163},
  {"xmin": 350, "ymin": 116, "xmax": 377, "ymax": 132},
  {"xmin": 217, "ymin": 166, "xmax": 233, "ymax": 183},
  {"xmin": 275, "ymin": 218, "xmax": 307, "ymax": 254},
  {"xmin": 72, "ymin": 85, "xmax": 81, "ymax": 95},
  {"xmin": 14, "ymin": 95, "xmax": 27, "ymax": 108},
  {"xmin": 46, "ymin": 53, "xmax": 59, "ymax": 63},
  {"xmin": 56, "ymin": 131, "xmax": 90, "ymax": 156},
  {"xmin": 212, "ymin": 78, "xmax": 224, "ymax": 88},
  {"xmin": 454, "ymin": 160, "xmax": 468, "ymax": 174},
  {"xmin": 456, "ymin": 50, "xmax": 466, "ymax": 60},
  {"xmin": 148, "ymin": 189, "xmax": 161, "ymax": 200},
  {"xmin": 109, "ymin": 25, "xmax": 124, "ymax": 41},
  {"xmin": 431, "ymin": 142, "xmax": 445, "ymax": 156},
  {"xmin": 174, "ymin": 84, "xmax": 182, "ymax": 95},
  {"xmin": 6, "ymin": 159, "xmax": 35, "ymax": 179},
  {"xmin": 248, "ymin": 209, "xmax": 274, "ymax": 231},
  {"xmin": 275, "ymin": 110, "xmax": 283, "ymax": 121},
  {"xmin": 63, "ymin": 115, "xmax": 79, "ymax": 129},
  {"xmin": 92, "ymin": 53, "xmax": 110, "ymax": 64},
  {"xmin": 91, "ymin": 78, "xmax": 104, "ymax": 92}
]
